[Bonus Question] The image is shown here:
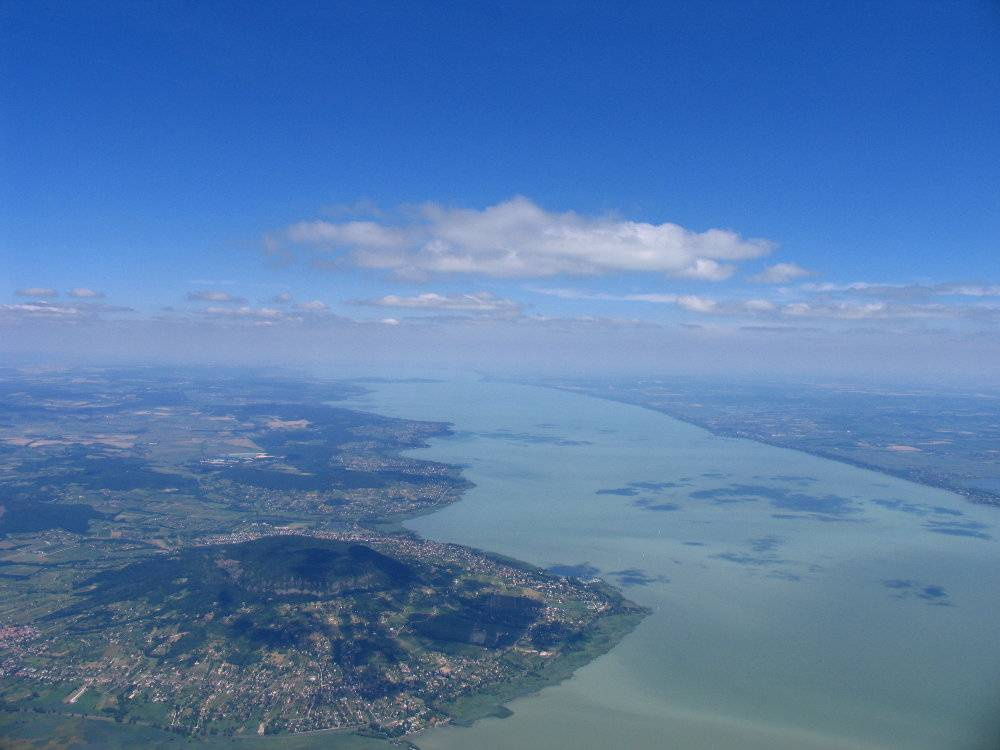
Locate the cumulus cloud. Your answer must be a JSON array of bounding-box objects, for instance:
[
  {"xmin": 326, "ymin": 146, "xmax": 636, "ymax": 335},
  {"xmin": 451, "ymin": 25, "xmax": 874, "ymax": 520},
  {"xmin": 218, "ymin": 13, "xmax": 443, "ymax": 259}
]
[
  {"xmin": 276, "ymin": 196, "xmax": 773, "ymax": 280},
  {"xmin": 271, "ymin": 292, "xmax": 293, "ymax": 304},
  {"xmin": 358, "ymin": 291, "xmax": 521, "ymax": 314},
  {"xmin": 671, "ymin": 259, "xmax": 736, "ymax": 281},
  {"xmin": 15, "ymin": 287, "xmax": 58, "ymax": 298},
  {"xmin": 66, "ymin": 288, "xmax": 105, "ymax": 299},
  {"xmin": 750, "ymin": 263, "xmax": 814, "ymax": 284},
  {"xmin": 186, "ymin": 290, "xmax": 247, "ymax": 303}
]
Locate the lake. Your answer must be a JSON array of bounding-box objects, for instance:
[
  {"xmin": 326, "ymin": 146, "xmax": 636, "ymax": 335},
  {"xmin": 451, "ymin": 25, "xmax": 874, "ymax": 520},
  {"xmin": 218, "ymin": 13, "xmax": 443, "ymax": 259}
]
[{"xmin": 343, "ymin": 379, "xmax": 1000, "ymax": 750}]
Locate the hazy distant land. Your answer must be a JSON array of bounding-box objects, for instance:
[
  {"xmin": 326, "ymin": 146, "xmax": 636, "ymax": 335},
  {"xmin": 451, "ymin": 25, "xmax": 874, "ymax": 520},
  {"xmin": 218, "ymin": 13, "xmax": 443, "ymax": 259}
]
[{"xmin": 533, "ymin": 377, "xmax": 1000, "ymax": 507}]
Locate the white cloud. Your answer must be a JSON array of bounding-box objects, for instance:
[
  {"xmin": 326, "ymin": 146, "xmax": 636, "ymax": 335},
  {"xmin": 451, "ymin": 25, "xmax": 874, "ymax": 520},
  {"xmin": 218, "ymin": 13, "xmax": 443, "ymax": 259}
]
[
  {"xmin": 527, "ymin": 285, "xmax": 1000, "ymax": 323},
  {"xmin": 671, "ymin": 259, "xmax": 736, "ymax": 281},
  {"xmin": 203, "ymin": 306, "xmax": 285, "ymax": 319},
  {"xmin": 939, "ymin": 284, "xmax": 1000, "ymax": 297},
  {"xmin": 676, "ymin": 295, "xmax": 718, "ymax": 313},
  {"xmin": 617, "ymin": 293, "xmax": 682, "ymax": 303},
  {"xmin": 66, "ymin": 288, "xmax": 105, "ymax": 299},
  {"xmin": 297, "ymin": 300, "xmax": 329, "ymax": 311},
  {"xmin": 279, "ymin": 196, "xmax": 773, "ymax": 279},
  {"xmin": 801, "ymin": 281, "xmax": 886, "ymax": 293},
  {"xmin": 380, "ymin": 318, "xmax": 401, "ymax": 326},
  {"xmin": 802, "ymin": 281, "xmax": 1000, "ymax": 298},
  {"xmin": 750, "ymin": 262, "xmax": 814, "ymax": 284},
  {"xmin": 15, "ymin": 287, "xmax": 58, "ymax": 298},
  {"xmin": 777, "ymin": 301, "xmax": 974, "ymax": 320},
  {"xmin": 530, "ymin": 287, "xmax": 680, "ymax": 304},
  {"xmin": 197, "ymin": 301, "xmax": 346, "ymax": 325},
  {"xmin": 359, "ymin": 291, "xmax": 521, "ymax": 314},
  {"xmin": 526, "ymin": 287, "xmax": 614, "ymax": 301},
  {"xmin": 272, "ymin": 292, "xmax": 293, "ymax": 304},
  {"xmin": 2, "ymin": 302, "xmax": 79, "ymax": 317},
  {"xmin": 287, "ymin": 220, "xmax": 412, "ymax": 249},
  {"xmin": 528, "ymin": 286, "xmax": 726, "ymax": 314},
  {"xmin": 0, "ymin": 300, "xmax": 134, "ymax": 321},
  {"xmin": 187, "ymin": 290, "xmax": 247, "ymax": 303}
]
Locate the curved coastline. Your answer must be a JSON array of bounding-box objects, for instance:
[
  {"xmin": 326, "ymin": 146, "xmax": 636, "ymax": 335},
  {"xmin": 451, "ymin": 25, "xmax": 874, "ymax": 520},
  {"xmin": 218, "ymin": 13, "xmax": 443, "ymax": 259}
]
[{"xmin": 0, "ymin": 382, "xmax": 648, "ymax": 750}]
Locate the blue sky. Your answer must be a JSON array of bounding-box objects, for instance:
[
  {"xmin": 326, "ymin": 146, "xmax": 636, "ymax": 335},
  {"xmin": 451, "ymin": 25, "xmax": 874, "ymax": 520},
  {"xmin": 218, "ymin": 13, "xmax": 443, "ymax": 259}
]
[{"xmin": 2, "ymin": 1, "xmax": 999, "ymax": 379}]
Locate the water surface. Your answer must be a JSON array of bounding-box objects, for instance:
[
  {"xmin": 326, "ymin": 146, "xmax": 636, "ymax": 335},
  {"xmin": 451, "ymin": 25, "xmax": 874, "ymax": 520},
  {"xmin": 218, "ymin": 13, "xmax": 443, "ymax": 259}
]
[{"xmin": 343, "ymin": 380, "xmax": 1000, "ymax": 750}]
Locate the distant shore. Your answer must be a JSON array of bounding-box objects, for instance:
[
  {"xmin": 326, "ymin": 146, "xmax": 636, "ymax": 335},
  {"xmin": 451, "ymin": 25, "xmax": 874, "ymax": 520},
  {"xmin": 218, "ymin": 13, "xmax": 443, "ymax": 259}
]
[{"xmin": 535, "ymin": 383, "xmax": 1000, "ymax": 509}]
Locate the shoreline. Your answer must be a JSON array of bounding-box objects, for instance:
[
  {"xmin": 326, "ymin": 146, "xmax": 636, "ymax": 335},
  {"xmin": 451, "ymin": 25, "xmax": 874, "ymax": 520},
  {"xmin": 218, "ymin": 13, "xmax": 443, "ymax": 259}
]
[
  {"xmin": 530, "ymin": 383, "xmax": 999, "ymax": 508},
  {"xmin": 1, "ymin": 389, "xmax": 648, "ymax": 749}
]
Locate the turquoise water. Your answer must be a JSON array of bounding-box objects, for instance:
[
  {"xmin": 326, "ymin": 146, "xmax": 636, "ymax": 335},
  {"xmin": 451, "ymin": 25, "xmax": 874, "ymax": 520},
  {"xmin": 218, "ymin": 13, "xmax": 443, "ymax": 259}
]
[{"xmin": 342, "ymin": 380, "xmax": 1000, "ymax": 750}]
